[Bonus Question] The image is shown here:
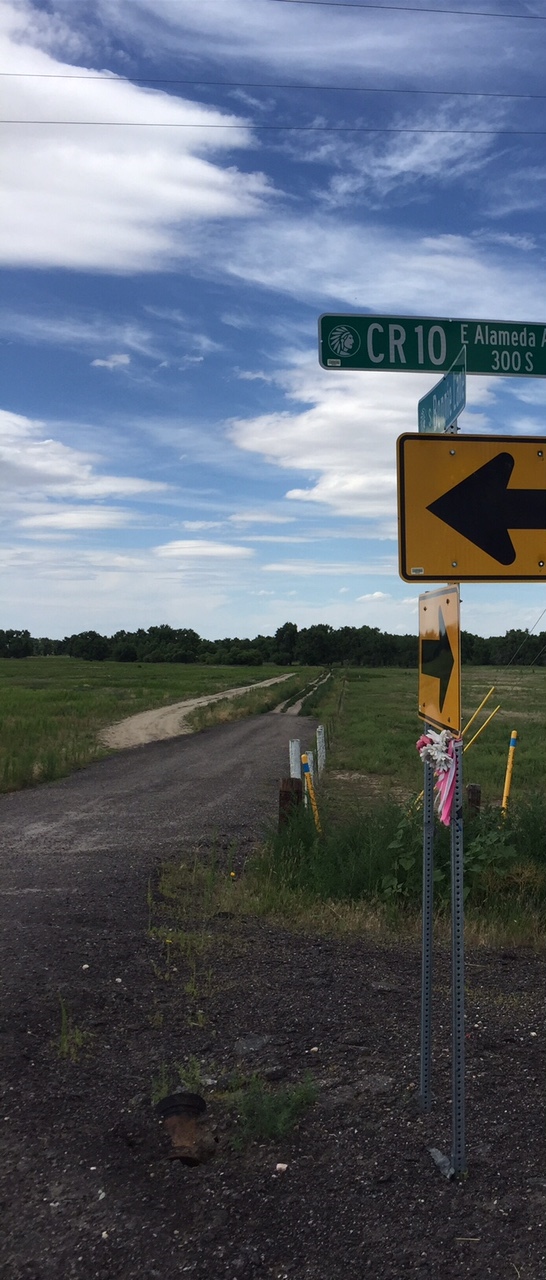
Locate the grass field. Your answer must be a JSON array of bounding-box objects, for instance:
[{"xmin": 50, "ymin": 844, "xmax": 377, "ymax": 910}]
[
  {"xmin": 0, "ymin": 657, "xmax": 316, "ymax": 792},
  {"xmin": 5, "ymin": 655, "xmax": 544, "ymax": 942},
  {"xmin": 316, "ymin": 664, "xmax": 546, "ymax": 804},
  {"xmin": 247, "ymin": 664, "xmax": 546, "ymax": 945}
]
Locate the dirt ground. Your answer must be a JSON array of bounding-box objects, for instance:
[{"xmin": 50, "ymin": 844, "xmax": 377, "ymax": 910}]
[
  {"xmin": 99, "ymin": 674, "xmax": 295, "ymax": 750},
  {"xmin": 1, "ymin": 715, "xmax": 545, "ymax": 1279}
]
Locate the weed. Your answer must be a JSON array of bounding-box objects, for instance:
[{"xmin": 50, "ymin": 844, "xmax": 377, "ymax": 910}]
[
  {"xmin": 185, "ymin": 677, "xmax": 303, "ymax": 732},
  {"xmin": 146, "ymin": 876, "xmax": 154, "ymax": 932},
  {"xmin": 232, "ymin": 1074, "xmax": 317, "ymax": 1147},
  {"xmin": 57, "ymin": 995, "xmax": 91, "ymax": 1062},
  {"xmin": 151, "ymin": 1062, "xmax": 174, "ymax": 1104},
  {"xmin": 187, "ymin": 1008, "xmax": 208, "ymax": 1027},
  {"xmin": 177, "ymin": 1056, "xmax": 206, "ymax": 1093},
  {"xmin": 151, "ymin": 935, "xmax": 176, "ymax": 981},
  {"xmin": 148, "ymin": 1010, "xmax": 164, "ymax": 1029}
]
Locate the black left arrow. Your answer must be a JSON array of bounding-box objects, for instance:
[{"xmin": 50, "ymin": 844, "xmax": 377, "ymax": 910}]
[
  {"xmin": 427, "ymin": 452, "xmax": 546, "ymax": 565},
  {"xmin": 421, "ymin": 607, "xmax": 454, "ymax": 712}
]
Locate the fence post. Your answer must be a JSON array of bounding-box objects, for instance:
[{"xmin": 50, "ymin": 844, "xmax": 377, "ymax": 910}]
[
  {"xmin": 466, "ymin": 783, "xmax": 481, "ymax": 817},
  {"xmin": 289, "ymin": 739, "xmax": 301, "ymax": 780},
  {"xmin": 278, "ymin": 778, "xmax": 303, "ymax": 830},
  {"xmin": 316, "ymin": 725, "xmax": 326, "ymax": 776}
]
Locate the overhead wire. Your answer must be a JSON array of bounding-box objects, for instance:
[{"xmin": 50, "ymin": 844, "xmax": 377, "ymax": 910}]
[
  {"xmin": 506, "ymin": 605, "xmax": 546, "ymax": 666},
  {"xmin": 2, "ymin": 120, "xmax": 545, "ymax": 134},
  {"xmin": 0, "ymin": 72, "xmax": 544, "ymax": 100},
  {"xmin": 270, "ymin": 0, "xmax": 546, "ymax": 18}
]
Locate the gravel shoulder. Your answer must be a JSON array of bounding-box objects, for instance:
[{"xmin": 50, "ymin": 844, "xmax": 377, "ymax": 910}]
[{"xmin": 0, "ymin": 714, "xmax": 545, "ymax": 1280}]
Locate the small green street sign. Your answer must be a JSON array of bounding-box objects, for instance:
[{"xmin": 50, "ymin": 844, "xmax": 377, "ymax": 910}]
[
  {"xmin": 319, "ymin": 314, "xmax": 546, "ymax": 377},
  {"xmin": 418, "ymin": 348, "xmax": 466, "ymax": 434}
]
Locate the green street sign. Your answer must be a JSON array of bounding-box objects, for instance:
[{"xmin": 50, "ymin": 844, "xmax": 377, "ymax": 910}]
[
  {"xmin": 418, "ymin": 348, "xmax": 466, "ymax": 434},
  {"xmin": 319, "ymin": 314, "xmax": 546, "ymax": 377}
]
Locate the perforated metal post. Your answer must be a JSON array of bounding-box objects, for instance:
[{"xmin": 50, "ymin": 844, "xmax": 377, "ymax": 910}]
[
  {"xmin": 450, "ymin": 737, "xmax": 466, "ymax": 1175},
  {"xmin": 419, "ymin": 741, "xmax": 435, "ymax": 1112}
]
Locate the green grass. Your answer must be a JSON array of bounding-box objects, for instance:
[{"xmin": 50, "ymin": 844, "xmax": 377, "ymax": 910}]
[
  {"xmin": 56, "ymin": 995, "xmax": 91, "ymax": 1062},
  {"xmin": 0, "ymin": 657, "xmax": 318, "ymax": 792},
  {"xmin": 244, "ymin": 665, "xmax": 546, "ymax": 945},
  {"xmin": 320, "ymin": 665, "xmax": 546, "ymax": 804},
  {"xmin": 185, "ymin": 674, "xmax": 305, "ymax": 730},
  {"xmin": 232, "ymin": 1074, "xmax": 317, "ymax": 1146}
]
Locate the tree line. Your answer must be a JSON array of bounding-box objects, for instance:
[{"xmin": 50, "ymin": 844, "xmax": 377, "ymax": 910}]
[{"xmin": 0, "ymin": 623, "xmax": 544, "ymax": 667}]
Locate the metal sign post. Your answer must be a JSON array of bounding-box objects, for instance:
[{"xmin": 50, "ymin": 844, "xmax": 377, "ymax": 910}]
[
  {"xmin": 450, "ymin": 737, "xmax": 466, "ymax": 1176},
  {"xmin": 419, "ymin": 743, "xmax": 435, "ymax": 1113}
]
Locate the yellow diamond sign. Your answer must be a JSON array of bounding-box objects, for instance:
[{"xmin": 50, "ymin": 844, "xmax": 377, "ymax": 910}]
[{"xmin": 397, "ymin": 434, "xmax": 546, "ymax": 582}]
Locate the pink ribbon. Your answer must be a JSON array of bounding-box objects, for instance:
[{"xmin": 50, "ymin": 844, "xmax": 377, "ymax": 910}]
[{"xmin": 416, "ymin": 731, "xmax": 458, "ymax": 826}]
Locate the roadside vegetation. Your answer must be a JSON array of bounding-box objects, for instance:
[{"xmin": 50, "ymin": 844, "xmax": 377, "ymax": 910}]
[
  {"xmin": 0, "ymin": 658, "xmax": 317, "ymax": 792},
  {"xmin": 150, "ymin": 664, "xmax": 546, "ymax": 949}
]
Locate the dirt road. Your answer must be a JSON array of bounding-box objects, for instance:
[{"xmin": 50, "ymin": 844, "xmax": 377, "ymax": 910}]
[
  {"xmin": 1, "ymin": 713, "xmax": 545, "ymax": 1280},
  {"xmin": 99, "ymin": 673, "xmax": 296, "ymax": 750}
]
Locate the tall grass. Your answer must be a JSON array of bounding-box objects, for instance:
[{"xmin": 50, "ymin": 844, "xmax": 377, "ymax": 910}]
[
  {"xmin": 0, "ymin": 658, "xmax": 318, "ymax": 792},
  {"xmin": 246, "ymin": 666, "xmax": 546, "ymax": 942},
  {"xmin": 185, "ymin": 675, "xmax": 303, "ymax": 731},
  {"xmin": 315, "ymin": 665, "xmax": 546, "ymax": 803},
  {"xmin": 251, "ymin": 794, "xmax": 546, "ymax": 922}
]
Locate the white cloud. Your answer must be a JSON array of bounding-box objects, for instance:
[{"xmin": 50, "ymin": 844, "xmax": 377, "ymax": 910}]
[
  {"xmin": 263, "ymin": 558, "xmax": 397, "ymax": 577},
  {"xmin": 313, "ymin": 103, "xmax": 503, "ymax": 209},
  {"xmin": 229, "ymin": 511, "xmax": 295, "ymax": 525},
  {"xmin": 0, "ymin": 407, "xmax": 166, "ymax": 500},
  {"xmin": 357, "ymin": 591, "xmax": 391, "ymax": 602},
  {"xmin": 91, "ymin": 353, "xmax": 131, "ymax": 370},
  {"xmin": 0, "ymin": 3, "xmax": 274, "ymax": 272},
  {"xmin": 215, "ymin": 218, "xmax": 546, "ymax": 320},
  {"xmin": 19, "ymin": 506, "xmax": 131, "ymax": 530},
  {"xmin": 229, "ymin": 354, "xmax": 498, "ymax": 520},
  {"xmin": 99, "ymin": 0, "xmax": 540, "ymax": 90},
  {"xmin": 0, "ymin": 311, "xmax": 160, "ymax": 356},
  {"xmin": 181, "ymin": 520, "xmax": 223, "ymax": 531},
  {"xmin": 155, "ymin": 539, "xmax": 253, "ymax": 560},
  {"xmin": 180, "ymin": 355, "xmax": 204, "ymax": 369}
]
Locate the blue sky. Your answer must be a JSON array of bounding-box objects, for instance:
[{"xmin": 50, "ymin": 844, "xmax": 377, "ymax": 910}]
[{"xmin": 1, "ymin": 0, "xmax": 546, "ymax": 641}]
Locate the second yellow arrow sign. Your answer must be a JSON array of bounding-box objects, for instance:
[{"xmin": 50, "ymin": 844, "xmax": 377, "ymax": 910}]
[{"xmin": 397, "ymin": 434, "xmax": 546, "ymax": 582}]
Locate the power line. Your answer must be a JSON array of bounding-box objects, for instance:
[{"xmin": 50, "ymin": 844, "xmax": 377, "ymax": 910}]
[
  {"xmin": 506, "ymin": 605, "xmax": 546, "ymax": 666},
  {"xmin": 1, "ymin": 71, "xmax": 544, "ymax": 100},
  {"xmin": 2, "ymin": 120, "xmax": 545, "ymax": 134},
  {"xmin": 271, "ymin": 0, "xmax": 546, "ymax": 17}
]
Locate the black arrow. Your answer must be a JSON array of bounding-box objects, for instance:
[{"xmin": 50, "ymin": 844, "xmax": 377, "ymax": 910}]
[
  {"xmin": 421, "ymin": 607, "xmax": 454, "ymax": 712},
  {"xmin": 427, "ymin": 452, "xmax": 546, "ymax": 565}
]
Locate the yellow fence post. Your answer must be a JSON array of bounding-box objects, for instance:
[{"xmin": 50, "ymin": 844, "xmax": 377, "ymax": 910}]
[
  {"xmin": 501, "ymin": 730, "xmax": 518, "ymax": 814},
  {"xmin": 301, "ymin": 753, "xmax": 321, "ymax": 833}
]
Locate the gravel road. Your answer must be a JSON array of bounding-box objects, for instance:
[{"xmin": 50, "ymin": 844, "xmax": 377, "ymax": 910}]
[
  {"xmin": 0, "ymin": 713, "xmax": 318, "ymax": 1010},
  {"xmin": 1, "ymin": 713, "xmax": 545, "ymax": 1280}
]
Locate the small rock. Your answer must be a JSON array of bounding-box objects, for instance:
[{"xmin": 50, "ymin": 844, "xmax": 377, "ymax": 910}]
[
  {"xmin": 358, "ymin": 1074, "xmax": 394, "ymax": 1095},
  {"xmin": 235, "ymin": 1034, "xmax": 271, "ymax": 1055},
  {"xmin": 263, "ymin": 1065, "xmax": 287, "ymax": 1082},
  {"xmin": 319, "ymin": 1085, "xmax": 357, "ymax": 1110},
  {"xmin": 276, "ymin": 1163, "xmax": 288, "ymax": 1173}
]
